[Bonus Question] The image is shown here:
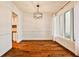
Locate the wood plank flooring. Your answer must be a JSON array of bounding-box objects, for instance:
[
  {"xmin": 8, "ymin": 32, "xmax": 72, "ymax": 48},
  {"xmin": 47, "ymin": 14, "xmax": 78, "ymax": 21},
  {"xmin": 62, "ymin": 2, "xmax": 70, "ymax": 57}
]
[{"xmin": 3, "ymin": 40, "xmax": 76, "ymax": 57}]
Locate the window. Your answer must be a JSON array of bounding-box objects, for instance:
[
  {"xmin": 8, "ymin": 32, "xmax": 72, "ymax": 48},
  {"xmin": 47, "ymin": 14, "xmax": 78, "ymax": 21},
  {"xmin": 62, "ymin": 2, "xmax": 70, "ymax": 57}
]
[
  {"xmin": 55, "ymin": 8, "xmax": 74, "ymax": 41},
  {"xmin": 64, "ymin": 9, "xmax": 74, "ymax": 41},
  {"xmin": 64, "ymin": 11, "xmax": 71, "ymax": 38}
]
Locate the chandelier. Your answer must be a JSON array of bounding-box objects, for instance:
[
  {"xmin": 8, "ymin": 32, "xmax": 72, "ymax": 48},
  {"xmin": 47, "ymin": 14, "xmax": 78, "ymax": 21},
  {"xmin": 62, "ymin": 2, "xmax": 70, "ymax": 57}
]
[{"xmin": 33, "ymin": 4, "xmax": 43, "ymax": 19}]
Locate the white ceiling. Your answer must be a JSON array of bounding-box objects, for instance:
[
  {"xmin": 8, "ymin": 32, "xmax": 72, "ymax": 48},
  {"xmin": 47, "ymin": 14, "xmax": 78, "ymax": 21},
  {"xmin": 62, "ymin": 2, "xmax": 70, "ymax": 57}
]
[{"xmin": 13, "ymin": 1, "xmax": 68, "ymax": 13}]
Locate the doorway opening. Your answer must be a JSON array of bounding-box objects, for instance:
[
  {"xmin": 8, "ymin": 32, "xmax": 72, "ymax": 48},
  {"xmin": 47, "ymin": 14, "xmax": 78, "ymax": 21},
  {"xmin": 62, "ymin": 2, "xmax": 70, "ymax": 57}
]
[{"xmin": 12, "ymin": 12, "xmax": 18, "ymax": 43}]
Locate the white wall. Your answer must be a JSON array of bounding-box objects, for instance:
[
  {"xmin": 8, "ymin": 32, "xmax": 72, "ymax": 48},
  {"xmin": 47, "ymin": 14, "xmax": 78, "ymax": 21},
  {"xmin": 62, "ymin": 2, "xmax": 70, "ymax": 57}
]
[
  {"xmin": 53, "ymin": 2, "xmax": 75, "ymax": 54},
  {"xmin": 0, "ymin": 3, "xmax": 12, "ymax": 56},
  {"xmin": 74, "ymin": 1, "xmax": 79, "ymax": 56},
  {"xmin": 23, "ymin": 12, "xmax": 52, "ymax": 40},
  {"xmin": 0, "ymin": 2, "xmax": 23, "ymax": 56}
]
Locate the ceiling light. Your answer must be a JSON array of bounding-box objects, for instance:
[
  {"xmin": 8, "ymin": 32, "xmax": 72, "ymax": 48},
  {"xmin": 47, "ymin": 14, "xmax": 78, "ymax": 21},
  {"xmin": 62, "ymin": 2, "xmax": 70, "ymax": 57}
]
[{"xmin": 33, "ymin": 4, "xmax": 43, "ymax": 19}]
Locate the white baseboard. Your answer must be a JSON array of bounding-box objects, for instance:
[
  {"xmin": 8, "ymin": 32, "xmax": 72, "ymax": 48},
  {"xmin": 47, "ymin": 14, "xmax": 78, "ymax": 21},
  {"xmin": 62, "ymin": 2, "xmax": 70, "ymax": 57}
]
[
  {"xmin": 22, "ymin": 38, "xmax": 53, "ymax": 40},
  {"xmin": 16, "ymin": 39, "xmax": 22, "ymax": 43}
]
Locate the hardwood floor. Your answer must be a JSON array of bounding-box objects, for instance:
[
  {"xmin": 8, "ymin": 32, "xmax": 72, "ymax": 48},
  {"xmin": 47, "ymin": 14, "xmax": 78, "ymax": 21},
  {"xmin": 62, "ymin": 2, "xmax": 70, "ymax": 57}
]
[{"xmin": 3, "ymin": 40, "xmax": 76, "ymax": 57}]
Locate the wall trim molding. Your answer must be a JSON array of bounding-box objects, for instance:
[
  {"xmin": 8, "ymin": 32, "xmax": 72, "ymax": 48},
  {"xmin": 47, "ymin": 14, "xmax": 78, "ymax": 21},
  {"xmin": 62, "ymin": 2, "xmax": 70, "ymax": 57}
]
[
  {"xmin": 16, "ymin": 39, "xmax": 22, "ymax": 43},
  {"xmin": 23, "ymin": 38, "xmax": 53, "ymax": 40}
]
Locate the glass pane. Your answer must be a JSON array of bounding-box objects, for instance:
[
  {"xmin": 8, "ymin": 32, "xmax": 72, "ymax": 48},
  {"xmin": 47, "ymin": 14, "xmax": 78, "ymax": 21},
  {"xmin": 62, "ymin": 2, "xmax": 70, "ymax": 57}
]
[{"xmin": 65, "ymin": 11, "xmax": 71, "ymax": 38}]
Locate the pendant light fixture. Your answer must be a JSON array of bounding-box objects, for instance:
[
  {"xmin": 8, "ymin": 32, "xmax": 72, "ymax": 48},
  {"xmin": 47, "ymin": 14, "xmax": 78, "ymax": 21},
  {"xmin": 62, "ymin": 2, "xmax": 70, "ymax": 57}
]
[{"xmin": 33, "ymin": 4, "xmax": 43, "ymax": 19}]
